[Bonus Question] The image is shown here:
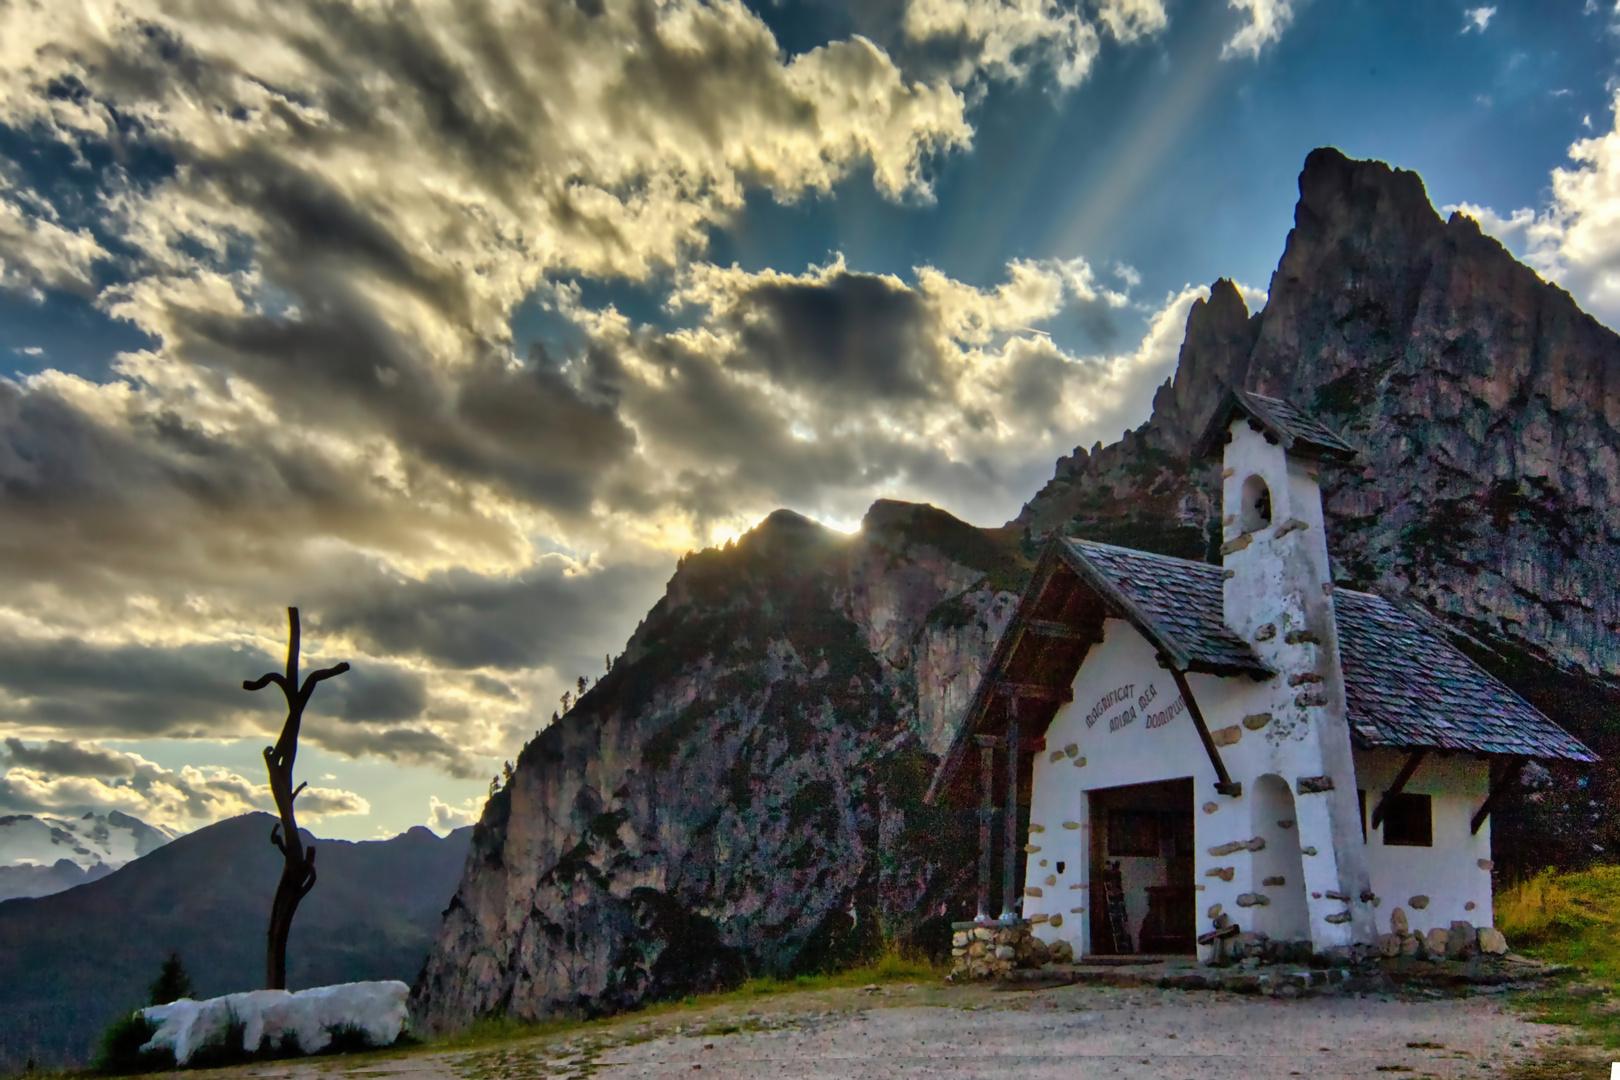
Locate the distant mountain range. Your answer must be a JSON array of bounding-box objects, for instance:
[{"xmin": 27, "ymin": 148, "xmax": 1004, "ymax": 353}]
[
  {"xmin": 0, "ymin": 812, "xmax": 471, "ymax": 1073},
  {"xmin": 0, "ymin": 811, "xmax": 179, "ymax": 902}
]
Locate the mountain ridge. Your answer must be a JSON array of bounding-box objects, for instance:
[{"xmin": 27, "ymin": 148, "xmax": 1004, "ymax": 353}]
[{"xmin": 1, "ymin": 812, "xmax": 472, "ymax": 1073}]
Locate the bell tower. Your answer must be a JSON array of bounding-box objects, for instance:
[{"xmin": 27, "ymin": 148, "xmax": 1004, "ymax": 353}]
[{"xmin": 1196, "ymin": 391, "xmax": 1375, "ymax": 946}]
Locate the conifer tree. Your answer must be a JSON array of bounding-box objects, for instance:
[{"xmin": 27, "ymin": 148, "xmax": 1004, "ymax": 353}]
[{"xmin": 148, "ymin": 953, "xmax": 194, "ymax": 1005}]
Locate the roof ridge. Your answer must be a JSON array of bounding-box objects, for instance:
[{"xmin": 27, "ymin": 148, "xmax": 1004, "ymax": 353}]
[{"xmin": 1065, "ymin": 536, "xmax": 1218, "ymax": 571}]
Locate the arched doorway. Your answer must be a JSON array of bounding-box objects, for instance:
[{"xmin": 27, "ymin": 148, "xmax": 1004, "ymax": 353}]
[{"xmin": 1249, "ymin": 774, "xmax": 1310, "ymax": 943}]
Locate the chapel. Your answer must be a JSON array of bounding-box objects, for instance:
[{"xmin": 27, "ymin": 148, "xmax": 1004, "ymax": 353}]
[{"xmin": 927, "ymin": 390, "xmax": 1594, "ymax": 961}]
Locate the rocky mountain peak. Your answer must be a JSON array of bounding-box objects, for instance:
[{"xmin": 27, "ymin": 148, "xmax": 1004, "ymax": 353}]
[{"xmin": 1153, "ymin": 277, "xmax": 1261, "ymax": 450}]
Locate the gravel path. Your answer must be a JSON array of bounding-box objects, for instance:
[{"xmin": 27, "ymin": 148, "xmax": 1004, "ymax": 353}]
[{"xmin": 214, "ymin": 983, "xmax": 1567, "ymax": 1080}]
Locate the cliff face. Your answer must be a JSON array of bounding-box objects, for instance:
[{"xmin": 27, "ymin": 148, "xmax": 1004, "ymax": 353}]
[
  {"xmin": 410, "ymin": 503, "xmax": 1023, "ymax": 1031},
  {"xmin": 413, "ymin": 148, "xmax": 1620, "ymax": 1029}
]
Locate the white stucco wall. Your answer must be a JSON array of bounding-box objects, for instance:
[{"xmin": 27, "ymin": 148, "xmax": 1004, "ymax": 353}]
[
  {"xmin": 1353, "ymin": 748, "xmax": 1494, "ymax": 935},
  {"xmin": 1022, "ymin": 615, "xmax": 1360, "ymax": 959}
]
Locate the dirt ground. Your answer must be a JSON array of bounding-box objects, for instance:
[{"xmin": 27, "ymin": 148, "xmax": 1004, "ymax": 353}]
[{"xmin": 185, "ymin": 982, "xmax": 1573, "ymax": 1080}]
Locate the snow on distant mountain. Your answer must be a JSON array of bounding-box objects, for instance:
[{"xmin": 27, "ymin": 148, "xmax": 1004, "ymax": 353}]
[{"xmin": 0, "ymin": 811, "xmax": 179, "ymax": 899}]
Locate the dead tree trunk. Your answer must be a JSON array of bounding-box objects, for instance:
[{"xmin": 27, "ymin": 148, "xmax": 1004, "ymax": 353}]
[{"xmin": 243, "ymin": 607, "xmax": 349, "ymax": 991}]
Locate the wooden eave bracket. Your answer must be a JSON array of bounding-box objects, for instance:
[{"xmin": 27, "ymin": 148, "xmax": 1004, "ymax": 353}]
[
  {"xmin": 1164, "ymin": 659, "xmax": 1241, "ymax": 798},
  {"xmin": 922, "ymin": 550, "xmax": 1067, "ymax": 805},
  {"xmin": 1370, "ymin": 748, "xmax": 1427, "ymax": 830},
  {"xmin": 1471, "ymin": 755, "xmax": 1527, "ymax": 835},
  {"xmin": 997, "ymin": 681, "xmax": 1074, "ymax": 704},
  {"xmin": 1027, "ymin": 618, "xmax": 1094, "ymax": 641}
]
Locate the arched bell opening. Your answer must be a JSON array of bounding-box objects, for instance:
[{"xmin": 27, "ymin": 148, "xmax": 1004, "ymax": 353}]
[{"xmin": 1240, "ymin": 474, "xmax": 1273, "ymax": 532}]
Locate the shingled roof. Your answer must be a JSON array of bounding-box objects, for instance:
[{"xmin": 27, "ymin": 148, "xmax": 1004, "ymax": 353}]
[
  {"xmin": 1069, "ymin": 543, "xmax": 1593, "ymax": 762},
  {"xmin": 1334, "ymin": 591, "xmax": 1595, "ymax": 761},
  {"xmin": 1061, "ymin": 539, "xmax": 1271, "ymax": 678},
  {"xmin": 1194, "ymin": 390, "xmax": 1360, "ymax": 462}
]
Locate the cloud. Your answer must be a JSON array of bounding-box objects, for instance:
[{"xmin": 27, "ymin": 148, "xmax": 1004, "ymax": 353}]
[
  {"xmin": 902, "ymin": 0, "xmax": 1166, "ymax": 89},
  {"xmin": 0, "ymin": 0, "xmax": 1177, "ymax": 789},
  {"xmin": 555, "ymin": 254, "xmax": 1184, "ymax": 536},
  {"xmin": 1462, "ymin": 6, "xmax": 1496, "ymax": 32},
  {"xmin": 2, "ymin": 737, "xmax": 136, "ymax": 778},
  {"xmin": 1446, "ymin": 92, "xmax": 1620, "ymax": 329},
  {"xmin": 0, "ymin": 738, "xmax": 369, "ymax": 830},
  {"xmin": 0, "ymin": 175, "xmax": 106, "ymax": 299},
  {"xmin": 302, "ymin": 719, "xmax": 483, "ymax": 780},
  {"xmin": 320, "ymin": 556, "xmax": 668, "ymax": 673},
  {"xmin": 1222, "ymin": 0, "xmax": 1297, "ymax": 60},
  {"xmin": 12, "ymin": 346, "xmax": 44, "ymax": 357},
  {"xmin": 426, "ymin": 794, "xmax": 482, "ymax": 835},
  {"xmin": 1096, "ymin": 0, "xmax": 1170, "ymax": 43}
]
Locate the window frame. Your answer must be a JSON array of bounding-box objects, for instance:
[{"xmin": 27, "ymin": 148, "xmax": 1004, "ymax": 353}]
[{"xmin": 1380, "ymin": 791, "xmax": 1433, "ymax": 847}]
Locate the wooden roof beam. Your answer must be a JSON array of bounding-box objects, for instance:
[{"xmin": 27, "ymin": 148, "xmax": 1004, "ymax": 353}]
[
  {"xmin": 1471, "ymin": 756, "xmax": 1526, "ymax": 835},
  {"xmin": 995, "ymin": 681, "xmax": 1074, "ymax": 704},
  {"xmin": 1027, "ymin": 619, "xmax": 1093, "ymax": 641},
  {"xmin": 1370, "ymin": 749, "xmax": 1426, "ymax": 830}
]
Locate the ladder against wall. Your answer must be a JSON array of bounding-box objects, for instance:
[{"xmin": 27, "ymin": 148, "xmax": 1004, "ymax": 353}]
[{"xmin": 1102, "ymin": 860, "xmax": 1132, "ymax": 955}]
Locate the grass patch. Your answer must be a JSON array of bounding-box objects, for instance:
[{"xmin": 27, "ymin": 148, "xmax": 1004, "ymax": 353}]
[
  {"xmin": 434, "ymin": 949, "xmax": 942, "ymax": 1054},
  {"xmin": 1499, "ymin": 866, "xmax": 1620, "ymax": 1077},
  {"xmin": 1499, "ymin": 866, "xmax": 1620, "ymax": 981}
]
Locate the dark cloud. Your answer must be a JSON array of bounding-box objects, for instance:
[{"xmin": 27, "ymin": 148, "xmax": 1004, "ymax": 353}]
[
  {"xmin": 1074, "ymin": 297, "xmax": 1121, "ymax": 351},
  {"xmin": 166, "ymin": 284, "xmax": 636, "ymax": 519},
  {"xmin": 0, "ymin": 633, "xmax": 280, "ymax": 737},
  {"xmin": 0, "ymin": 632, "xmax": 429, "ymax": 738},
  {"xmin": 0, "ymin": 737, "xmax": 136, "ymax": 777},
  {"xmin": 305, "ymin": 720, "xmax": 481, "ymax": 780},
  {"xmin": 306, "ymin": 661, "xmax": 428, "ymax": 724},
  {"xmin": 320, "ymin": 559, "xmax": 668, "ymax": 673},
  {"xmin": 722, "ymin": 270, "xmax": 942, "ymax": 401}
]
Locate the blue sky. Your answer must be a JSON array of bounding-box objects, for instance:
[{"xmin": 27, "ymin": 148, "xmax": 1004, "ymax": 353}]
[{"xmin": 0, "ymin": 0, "xmax": 1616, "ymax": 842}]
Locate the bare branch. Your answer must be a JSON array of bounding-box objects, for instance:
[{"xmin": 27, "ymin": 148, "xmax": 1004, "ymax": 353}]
[
  {"xmin": 297, "ymin": 663, "xmax": 350, "ymax": 709},
  {"xmin": 290, "ymin": 781, "xmax": 308, "ymax": 801},
  {"xmin": 243, "ymin": 672, "xmax": 290, "ymax": 693},
  {"xmin": 270, "ymin": 824, "xmax": 285, "ymax": 854}
]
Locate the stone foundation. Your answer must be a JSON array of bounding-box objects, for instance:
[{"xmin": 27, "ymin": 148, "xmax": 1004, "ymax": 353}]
[
  {"xmin": 1212, "ymin": 922, "xmax": 1508, "ymax": 967},
  {"xmin": 947, "ymin": 920, "xmax": 1074, "ymax": 981}
]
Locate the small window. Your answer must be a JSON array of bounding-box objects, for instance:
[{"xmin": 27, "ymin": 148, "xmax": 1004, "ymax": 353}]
[
  {"xmin": 1381, "ymin": 792, "xmax": 1433, "ymax": 847},
  {"xmin": 1240, "ymin": 474, "xmax": 1272, "ymax": 532},
  {"xmin": 1056, "ymin": 861, "xmax": 1066, "ymax": 874},
  {"xmin": 1357, "ymin": 789, "xmax": 1367, "ymax": 842},
  {"xmin": 1108, "ymin": 810, "xmax": 1160, "ymax": 856}
]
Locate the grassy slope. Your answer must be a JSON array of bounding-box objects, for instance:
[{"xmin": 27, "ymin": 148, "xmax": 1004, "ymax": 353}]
[{"xmin": 1499, "ymin": 866, "xmax": 1620, "ymax": 1076}]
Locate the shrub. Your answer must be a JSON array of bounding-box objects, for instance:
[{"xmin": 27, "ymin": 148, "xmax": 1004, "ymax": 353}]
[
  {"xmin": 184, "ymin": 1011, "xmax": 251, "ymax": 1071},
  {"xmin": 94, "ymin": 1014, "xmax": 175, "ymax": 1075},
  {"xmin": 256, "ymin": 1029, "xmax": 304, "ymax": 1060},
  {"xmin": 319, "ymin": 1023, "xmax": 376, "ymax": 1056}
]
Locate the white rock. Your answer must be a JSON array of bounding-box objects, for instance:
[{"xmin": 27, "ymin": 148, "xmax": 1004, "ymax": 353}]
[{"xmin": 142, "ymin": 981, "xmax": 409, "ymax": 1064}]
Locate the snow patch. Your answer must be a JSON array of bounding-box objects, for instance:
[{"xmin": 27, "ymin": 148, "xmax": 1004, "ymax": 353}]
[
  {"xmin": 140, "ymin": 981, "xmax": 409, "ymax": 1064},
  {"xmin": 0, "ymin": 812, "xmax": 178, "ymax": 873}
]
